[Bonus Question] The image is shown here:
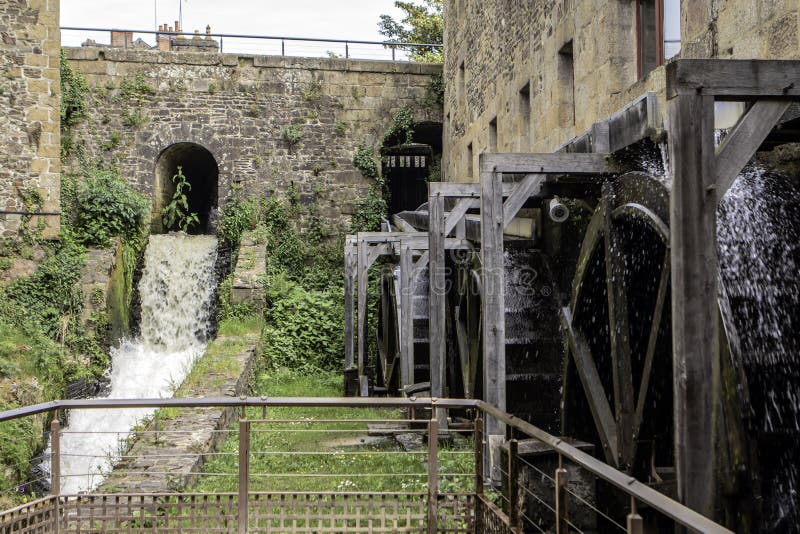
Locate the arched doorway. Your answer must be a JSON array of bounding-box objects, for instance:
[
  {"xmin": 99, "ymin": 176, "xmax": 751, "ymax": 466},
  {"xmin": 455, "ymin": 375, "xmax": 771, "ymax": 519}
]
[{"xmin": 154, "ymin": 143, "xmax": 219, "ymax": 234}]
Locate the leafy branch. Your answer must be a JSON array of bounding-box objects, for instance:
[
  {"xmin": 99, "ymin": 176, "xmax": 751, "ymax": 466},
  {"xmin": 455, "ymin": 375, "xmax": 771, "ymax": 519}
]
[{"xmin": 161, "ymin": 166, "xmax": 199, "ymax": 232}]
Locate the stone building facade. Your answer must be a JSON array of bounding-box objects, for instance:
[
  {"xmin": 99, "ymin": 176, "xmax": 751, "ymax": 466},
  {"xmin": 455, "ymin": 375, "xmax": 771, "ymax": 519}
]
[
  {"xmin": 64, "ymin": 47, "xmax": 441, "ymax": 233},
  {"xmin": 442, "ymin": 0, "xmax": 799, "ymax": 181},
  {"xmin": 0, "ymin": 0, "xmax": 61, "ymax": 237}
]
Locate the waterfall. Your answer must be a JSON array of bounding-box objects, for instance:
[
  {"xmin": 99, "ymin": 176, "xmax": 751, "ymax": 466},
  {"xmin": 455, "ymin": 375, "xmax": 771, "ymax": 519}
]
[
  {"xmin": 53, "ymin": 233, "xmax": 218, "ymax": 494},
  {"xmin": 718, "ymin": 165, "xmax": 800, "ymax": 532}
]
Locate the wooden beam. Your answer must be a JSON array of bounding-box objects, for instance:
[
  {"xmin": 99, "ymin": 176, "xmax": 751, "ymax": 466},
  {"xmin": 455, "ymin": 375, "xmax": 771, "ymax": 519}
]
[
  {"xmin": 357, "ymin": 239, "xmax": 369, "ymax": 384},
  {"xmin": 668, "ymin": 92, "xmax": 717, "ymax": 517},
  {"xmin": 715, "ymin": 99, "xmax": 791, "ymax": 200},
  {"xmin": 561, "ymin": 308, "xmax": 619, "ymax": 467},
  {"xmin": 502, "ymin": 174, "xmax": 544, "ymax": 229},
  {"xmin": 428, "ymin": 193, "xmax": 446, "ymax": 402},
  {"xmin": 444, "ymin": 197, "xmax": 479, "ymax": 236},
  {"xmin": 344, "ymin": 240, "xmax": 357, "ymax": 370},
  {"xmin": 666, "ymin": 59, "xmax": 800, "ymax": 99},
  {"xmin": 479, "ymin": 161, "xmax": 506, "ymax": 483},
  {"xmin": 480, "ymin": 152, "xmax": 610, "ymax": 175},
  {"xmin": 400, "ymin": 243, "xmax": 414, "ymax": 389}
]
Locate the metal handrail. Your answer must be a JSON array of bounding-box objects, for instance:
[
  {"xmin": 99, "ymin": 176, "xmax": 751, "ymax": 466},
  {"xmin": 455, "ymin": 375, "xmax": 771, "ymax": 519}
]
[
  {"xmin": 0, "ymin": 396, "xmax": 732, "ymax": 533},
  {"xmin": 60, "ymin": 26, "xmax": 442, "ymax": 60}
]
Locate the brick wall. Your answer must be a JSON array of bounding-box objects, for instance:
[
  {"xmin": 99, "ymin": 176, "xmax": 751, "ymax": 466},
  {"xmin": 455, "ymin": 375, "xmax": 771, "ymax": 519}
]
[{"xmin": 0, "ymin": 0, "xmax": 61, "ymax": 237}]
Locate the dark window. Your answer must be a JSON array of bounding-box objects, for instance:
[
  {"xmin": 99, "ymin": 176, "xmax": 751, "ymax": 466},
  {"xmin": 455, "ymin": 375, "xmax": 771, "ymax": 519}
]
[
  {"xmin": 489, "ymin": 117, "xmax": 497, "ymax": 152},
  {"xmin": 458, "ymin": 61, "xmax": 466, "ymax": 105},
  {"xmin": 467, "ymin": 142, "xmax": 473, "ymax": 178},
  {"xmin": 519, "ymin": 82, "xmax": 531, "ymax": 151},
  {"xmin": 558, "ymin": 41, "xmax": 575, "ymax": 127},
  {"xmin": 637, "ymin": 0, "xmax": 681, "ymax": 78}
]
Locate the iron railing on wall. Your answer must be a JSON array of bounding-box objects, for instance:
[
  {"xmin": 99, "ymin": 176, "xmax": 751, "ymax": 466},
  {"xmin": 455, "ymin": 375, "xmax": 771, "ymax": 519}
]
[
  {"xmin": 0, "ymin": 397, "xmax": 732, "ymax": 533},
  {"xmin": 60, "ymin": 27, "xmax": 443, "ymax": 62}
]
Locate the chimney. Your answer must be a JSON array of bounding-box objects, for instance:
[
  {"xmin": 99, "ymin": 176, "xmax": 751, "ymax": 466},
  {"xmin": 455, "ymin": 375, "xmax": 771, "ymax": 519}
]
[
  {"xmin": 175, "ymin": 20, "xmax": 180, "ymax": 34},
  {"xmin": 206, "ymin": 25, "xmax": 212, "ymax": 40}
]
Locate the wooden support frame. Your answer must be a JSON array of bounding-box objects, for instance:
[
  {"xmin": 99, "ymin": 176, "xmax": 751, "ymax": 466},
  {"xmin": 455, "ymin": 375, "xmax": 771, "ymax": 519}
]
[
  {"xmin": 666, "ymin": 58, "xmax": 800, "ymax": 518},
  {"xmin": 347, "ymin": 232, "xmax": 470, "ymax": 397},
  {"xmin": 479, "ymin": 153, "xmax": 610, "ymax": 483}
]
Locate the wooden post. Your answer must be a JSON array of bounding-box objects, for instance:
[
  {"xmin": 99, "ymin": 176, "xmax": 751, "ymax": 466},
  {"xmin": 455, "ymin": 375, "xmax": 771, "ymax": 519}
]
[
  {"xmin": 555, "ymin": 460, "xmax": 569, "ymax": 534},
  {"xmin": 427, "ymin": 418, "xmax": 439, "ymax": 534},
  {"xmin": 480, "ymin": 161, "xmax": 506, "ymax": 483},
  {"xmin": 357, "ymin": 239, "xmax": 369, "ymax": 387},
  {"xmin": 474, "ymin": 415, "xmax": 484, "ymax": 533},
  {"xmin": 428, "ymin": 192, "xmax": 446, "ymax": 402},
  {"xmin": 51, "ymin": 419, "xmax": 60, "ymax": 534},
  {"xmin": 627, "ymin": 497, "xmax": 644, "ymax": 534},
  {"xmin": 509, "ymin": 439, "xmax": 522, "ymax": 531},
  {"xmin": 400, "ymin": 243, "xmax": 414, "ymax": 388},
  {"xmin": 238, "ymin": 419, "xmax": 250, "ymax": 534},
  {"xmin": 344, "ymin": 241, "xmax": 356, "ymax": 370},
  {"xmin": 667, "ymin": 91, "xmax": 717, "ymax": 517}
]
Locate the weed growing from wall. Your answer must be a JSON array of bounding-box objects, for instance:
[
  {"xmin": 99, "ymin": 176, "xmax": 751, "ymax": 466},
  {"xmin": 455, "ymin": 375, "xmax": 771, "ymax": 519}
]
[{"xmin": 161, "ymin": 167, "xmax": 200, "ymax": 232}]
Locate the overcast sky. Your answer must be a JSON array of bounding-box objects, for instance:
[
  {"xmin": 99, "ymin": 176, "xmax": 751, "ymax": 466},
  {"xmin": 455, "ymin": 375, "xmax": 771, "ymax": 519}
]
[{"xmin": 61, "ymin": 1, "xmax": 406, "ymax": 59}]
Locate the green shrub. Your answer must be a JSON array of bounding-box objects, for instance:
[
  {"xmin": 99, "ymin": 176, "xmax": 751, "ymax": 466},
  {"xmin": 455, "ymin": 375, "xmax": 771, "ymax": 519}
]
[
  {"xmin": 66, "ymin": 169, "xmax": 149, "ymax": 248},
  {"xmin": 161, "ymin": 166, "xmax": 200, "ymax": 232},
  {"xmin": 60, "ymin": 50, "xmax": 89, "ymax": 128},
  {"xmin": 217, "ymin": 198, "xmax": 259, "ymax": 247}
]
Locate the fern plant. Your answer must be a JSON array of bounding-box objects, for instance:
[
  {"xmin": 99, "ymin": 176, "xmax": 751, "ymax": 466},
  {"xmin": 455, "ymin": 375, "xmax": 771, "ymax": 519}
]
[{"xmin": 161, "ymin": 166, "xmax": 199, "ymax": 232}]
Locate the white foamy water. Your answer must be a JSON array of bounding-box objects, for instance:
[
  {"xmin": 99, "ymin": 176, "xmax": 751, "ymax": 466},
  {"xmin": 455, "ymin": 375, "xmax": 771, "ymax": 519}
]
[{"xmin": 52, "ymin": 233, "xmax": 218, "ymax": 494}]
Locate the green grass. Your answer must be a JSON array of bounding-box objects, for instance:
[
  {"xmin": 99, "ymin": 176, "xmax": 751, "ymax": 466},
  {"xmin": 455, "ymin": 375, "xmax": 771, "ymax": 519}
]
[{"xmin": 193, "ymin": 369, "xmax": 474, "ymax": 494}]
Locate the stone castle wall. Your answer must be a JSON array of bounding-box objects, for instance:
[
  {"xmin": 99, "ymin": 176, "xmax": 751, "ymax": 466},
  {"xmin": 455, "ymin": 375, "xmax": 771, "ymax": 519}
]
[
  {"xmin": 443, "ymin": 0, "xmax": 799, "ymax": 182},
  {"xmin": 0, "ymin": 0, "xmax": 61, "ymax": 237},
  {"xmin": 63, "ymin": 48, "xmax": 441, "ymax": 234}
]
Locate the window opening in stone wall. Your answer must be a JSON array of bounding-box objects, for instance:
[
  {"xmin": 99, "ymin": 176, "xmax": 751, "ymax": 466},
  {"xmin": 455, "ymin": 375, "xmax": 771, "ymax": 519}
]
[
  {"xmin": 558, "ymin": 41, "xmax": 575, "ymax": 127},
  {"xmin": 489, "ymin": 117, "xmax": 497, "ymax": 152},
  {"xmin": 154, "ymin": 142, "xmax": 219, "ymax": 234},
  {"xmin": 458, "ymin": 60, "xmax": 466, "ymax": 107},
  {"xmin": 467, "ymin": 142, "xmax": 473, "ymax": 178},
  {"xmin": 637, "ymin": 0, "xmax": 681, "ymax": 79},
  {"xmin": 518, "ymin": 82, "xmax": 531, "ymax": 151}
]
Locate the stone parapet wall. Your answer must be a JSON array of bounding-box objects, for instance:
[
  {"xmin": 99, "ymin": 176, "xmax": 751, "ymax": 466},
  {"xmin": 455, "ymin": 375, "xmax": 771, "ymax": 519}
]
[
  {"xmin": 443, "ymin": 0, "xmax": 799, "ymax": 182},
  {"xmin": 63, "ymin": 47, "xmax": 442, "ymax": 234},
  {"xmin": 0, "ymin": 0, "xmax": 61, "ymax": 238}
]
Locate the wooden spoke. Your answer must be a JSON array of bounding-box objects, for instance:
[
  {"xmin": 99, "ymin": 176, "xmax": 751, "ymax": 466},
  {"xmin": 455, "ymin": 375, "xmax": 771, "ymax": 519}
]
[
  {"xmin": 561, "ymin": 307, "xmax": 619, "ymax": 467},
  {"xmin": 633, "ymin": 250, "xmax": 671, "ymax": 441},
  {"xmin": 603, "ymin": 190, "xmax": 636, "ymax": 470}
]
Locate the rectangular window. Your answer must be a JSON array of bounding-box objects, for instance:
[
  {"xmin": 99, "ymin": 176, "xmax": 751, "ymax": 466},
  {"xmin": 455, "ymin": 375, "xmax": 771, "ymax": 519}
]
[
  {"xmin": 458, "ymin": 61, "xmax": 466, "ymax": 105},
  {"xmin": 637, "ymin": 0, "xmax": 681, "ymax": 78},
  {"xmin": 467, "ymin": 142, "xmax": 473, "ymax": 178},
  {"xmin": 518, "ymin": 82, "xmax": 531, "ymax": 151},
  {"xmin": 489, "ymin": 117, "xmax": 497, "ymax": 152},
  {"xmin": 558, "ymin": 41, "xmax": 575, "ymax": 127}
]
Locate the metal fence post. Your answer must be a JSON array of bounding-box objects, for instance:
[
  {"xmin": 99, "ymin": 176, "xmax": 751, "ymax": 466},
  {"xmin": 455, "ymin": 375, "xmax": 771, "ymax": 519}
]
[
  {"xmin": 509, "ymin": 439, "xmax": 522, "ymax": 531},
  {"xmin": 627, "ymin": 497, "xmax": 644, "ymax": 534},
  {"xmin": 50, "ymin": 419, "xmax": 60, "ymax": 534},
  {"xmin": 427, "ymin": 417, "xmax": 439, "ymax": 534},
  {"xmin": 238, "ymin": 419, "xmax": 250, "ymax": 534},
  {"xmin": 555, "ymin": 456, "xmax": 569, "ymax": 534},
  {"xmin": 281, "ymin": 39, "xmax": 285, "ymax": 56},
  {"xmin": 345, "ymin": 42, "xmax": 349, "ymax": 58}
]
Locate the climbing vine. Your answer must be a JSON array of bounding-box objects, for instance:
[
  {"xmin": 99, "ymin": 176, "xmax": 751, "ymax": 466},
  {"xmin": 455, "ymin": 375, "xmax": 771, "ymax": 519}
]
[
  {"xmin": 350, "ymin": 143, "xmax": 388, "ymax": 233},
  {"xmin": 381, "ymin": 106, "xmax": 415, "ymax": 148}
]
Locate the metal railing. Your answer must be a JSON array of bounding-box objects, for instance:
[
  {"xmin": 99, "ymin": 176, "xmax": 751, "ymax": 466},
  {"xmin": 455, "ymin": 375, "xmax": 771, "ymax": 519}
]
[
  {"xmin": 0, "ymin": 397, "xmax": 732, "ymax": 533},
  {"xmin": 60, "ymin": 27, "xmax": 443, "ymax": 62}
]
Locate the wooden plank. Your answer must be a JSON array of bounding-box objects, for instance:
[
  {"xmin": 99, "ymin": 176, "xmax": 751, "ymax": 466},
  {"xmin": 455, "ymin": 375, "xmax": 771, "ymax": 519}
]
[
  {"xmin": 413, "ymin": 250, "xmax": 429, "ymax": 275},
  {"xmin": 668, "ymin": 92, "xmax": 717, "ymax": 516},
  {"xmin": 715, "ymin": 99, "xmax": 790, "ymax": 200},
  {"xmin": 561, "ymin": 307, "xmax": 619, "ymax": 467},
  {"xmin": 607, "ymin": 92, "xmax": 658, "ymax": 153},
  {"xmin": 502, "ymin": 174, "xmax": 544, "ymax": 229},
  {"xmin": 443, "ymin": 197, "xmax": 478, "ymax": 236},
  {"xmin": 479, "ymin": 161, "xmax": 506, "ymax": 483},
  {"xmin": 344, "ymin": 243, "xmax": 356, "ymax": 370},
  {"xmin": 666, "ymin": 59, "xmax": 800, "ymax": 99},
  {"xmin": 602, "ymin": 193, "xmax": 635, "ymax": 470},
  {"xmin": 480, "ymin": 152, "xmax": 610, "ymax": 174},
  {"xmin": 428, "ymin": 193, "xmax": 446, "ymax": 402},
  {"xmin": 400, "ymin": 244, "xmax": 414, "ymax": 389}
]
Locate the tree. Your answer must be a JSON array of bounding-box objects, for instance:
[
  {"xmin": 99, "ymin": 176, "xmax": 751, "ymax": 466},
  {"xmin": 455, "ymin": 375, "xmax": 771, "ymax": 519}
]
[{"xmin": 379, "ymin": 0, "xmax": 443, "ymax": 63}]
